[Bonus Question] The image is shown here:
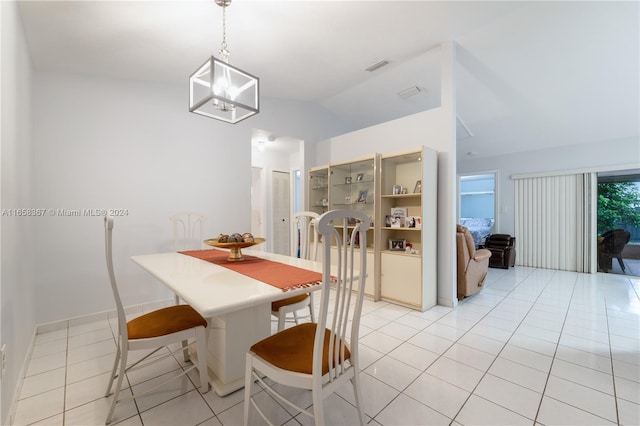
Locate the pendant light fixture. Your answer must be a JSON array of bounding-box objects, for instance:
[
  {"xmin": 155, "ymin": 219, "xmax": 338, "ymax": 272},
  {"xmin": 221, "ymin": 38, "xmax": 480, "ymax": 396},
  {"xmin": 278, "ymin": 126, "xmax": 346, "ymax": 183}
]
[{"xmin": 189, "ymin": 0, "xmax": 259, "ymax": 123}]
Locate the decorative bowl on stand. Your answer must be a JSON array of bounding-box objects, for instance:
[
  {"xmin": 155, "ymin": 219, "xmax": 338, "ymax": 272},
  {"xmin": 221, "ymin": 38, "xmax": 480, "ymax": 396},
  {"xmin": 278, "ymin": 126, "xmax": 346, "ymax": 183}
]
[{"xmin": 203, "ymin": 238, "xmax": 266, "ymax": 261}]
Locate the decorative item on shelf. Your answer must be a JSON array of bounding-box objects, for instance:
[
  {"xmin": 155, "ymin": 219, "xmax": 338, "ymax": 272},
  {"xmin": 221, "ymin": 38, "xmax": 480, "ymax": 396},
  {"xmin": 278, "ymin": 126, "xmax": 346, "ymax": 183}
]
[
  {"xmin": 345, "ymin": 195, "xmax": 352, "ymax": 204},
  {"xmin": 204, "ymin": 234, "xmax": 265, "ymax": 261},
  {"xmin": 389, "ymin": 239, "xmax": 406, "ymax": 251},
  {"xmin": 392, "ymin": 184, "xmax": 403, "ymax": 195},
  {"xmin": 414, "ymin": 180, "xmax": 422, "ymax": 193},
  {"xmin": 404, "ymin": 242, "xmax": 419, "ymax": 254},
  {"xmin": 321, "ymin": 198, "xmax": 328, "ymax": 206},
  {"xmin": 356, "ymin": 173, "xmax": 364, "ymax": 182},
  {"xmin": 189, "ymin": 0, "xmax": 259, "ymax": 124},
  {"xmin": 345, "ymin": 176, "xmax": 352, "ymax": 184},
  {"xmin": 357, "ymin": 189, "xmax": 368, "ymax": 203},
  {"xmin": 406, "ymin": 216, "xmax": 422, "ymax": 229}
]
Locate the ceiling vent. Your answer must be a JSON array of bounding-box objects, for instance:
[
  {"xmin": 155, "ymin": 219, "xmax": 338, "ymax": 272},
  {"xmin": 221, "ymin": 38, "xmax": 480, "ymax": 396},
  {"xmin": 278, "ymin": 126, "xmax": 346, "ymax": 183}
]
[
  {"xmin": 364, "ymin": 59, "xmax": 390, "ymax": 72},
  {"xmin": 398, "ymin": 86, "xmax": 423, "ymax": 99}
]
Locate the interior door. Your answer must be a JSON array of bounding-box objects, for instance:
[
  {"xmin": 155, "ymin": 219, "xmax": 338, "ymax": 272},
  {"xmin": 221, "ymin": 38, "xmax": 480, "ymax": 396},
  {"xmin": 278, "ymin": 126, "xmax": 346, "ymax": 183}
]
[{"xmin": 272, "ymin": 171, "xmax": 291, "ymax": 255}]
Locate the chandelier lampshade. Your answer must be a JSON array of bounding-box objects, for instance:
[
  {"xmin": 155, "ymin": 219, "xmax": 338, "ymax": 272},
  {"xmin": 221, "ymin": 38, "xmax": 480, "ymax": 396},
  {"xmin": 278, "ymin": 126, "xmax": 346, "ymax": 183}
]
[
  {"xmin": 189, "ymin": 0, "xmax": 259, "ymax": 124},
  {"xmin": 189, "ymin": 56, "xmax": 259, "ymax": 123}
]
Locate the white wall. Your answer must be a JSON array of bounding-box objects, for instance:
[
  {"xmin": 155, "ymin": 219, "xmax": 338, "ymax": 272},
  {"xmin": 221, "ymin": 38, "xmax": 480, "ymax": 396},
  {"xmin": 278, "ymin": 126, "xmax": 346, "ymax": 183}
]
[
  {"xmin": 30, "ymin": 71, "xmax": 352, "ymax": 326},
  {"xmin": 1, "ymin": 1, "xmax": 36, "ymax": 422},
  {"xmin": 457, "ymin": 136, "xmax": 640, "ymax": 235},
  {"xmin": 313, "ymin": 42, "xmax": 459, "ymax": 308}
]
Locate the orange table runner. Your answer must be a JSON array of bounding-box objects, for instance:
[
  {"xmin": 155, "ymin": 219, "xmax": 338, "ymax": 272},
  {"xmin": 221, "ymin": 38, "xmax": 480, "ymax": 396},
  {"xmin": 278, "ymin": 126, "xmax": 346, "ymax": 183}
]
[{"xmin": 180, "ymin": 249, "xmax": 322, "ymax": 292}]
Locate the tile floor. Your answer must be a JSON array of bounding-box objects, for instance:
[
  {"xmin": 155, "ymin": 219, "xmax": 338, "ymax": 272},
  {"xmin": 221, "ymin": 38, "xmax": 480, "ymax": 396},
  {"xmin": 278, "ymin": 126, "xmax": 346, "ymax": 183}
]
[{"xmin": 13, "ymin": 266, "xmax": 640, "ymax": 425}]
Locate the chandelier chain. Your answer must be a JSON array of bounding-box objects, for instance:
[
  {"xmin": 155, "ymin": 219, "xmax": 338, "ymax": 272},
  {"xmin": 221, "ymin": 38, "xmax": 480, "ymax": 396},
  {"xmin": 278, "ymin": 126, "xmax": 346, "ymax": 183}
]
[{"xmin": 219, "ymin": 3, "xmax": 230, "ymax": 62}]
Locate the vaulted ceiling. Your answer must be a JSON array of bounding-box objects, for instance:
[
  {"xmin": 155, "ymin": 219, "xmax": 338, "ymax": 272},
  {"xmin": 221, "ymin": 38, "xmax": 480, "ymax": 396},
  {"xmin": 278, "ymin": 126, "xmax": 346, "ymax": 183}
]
[{"xmin": 17, "ymin": 1, "xmax": 639, "ymax": 158}]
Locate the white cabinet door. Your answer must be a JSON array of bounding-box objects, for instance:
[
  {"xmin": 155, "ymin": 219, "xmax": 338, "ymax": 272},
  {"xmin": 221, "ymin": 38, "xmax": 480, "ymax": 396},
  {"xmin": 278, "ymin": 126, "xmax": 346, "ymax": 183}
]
[{"xmin": 381, "ymin": 252, "xmax": 421, "ymax": 307}]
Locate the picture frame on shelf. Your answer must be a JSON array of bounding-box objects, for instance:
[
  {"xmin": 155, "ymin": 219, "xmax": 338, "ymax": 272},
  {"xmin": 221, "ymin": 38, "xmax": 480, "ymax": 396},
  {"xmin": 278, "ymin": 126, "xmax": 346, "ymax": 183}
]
[
  {"xmin": 356, "ymin": 173, "xmax": 364, "ymax": 182},
  {"xmin": 356, "ymin": 189, "xmax": 368, "ymax": 203},
  {"xmin": 345, "ymin": 195, "xmax": 352, "ymax": 204},
  {"xmin": 414, "ymin": 180, "xmax": 422, "ymax": 193},
  {"xmin": 406, "ymin": 216, "xmax": 422, "ymax": 229},
  {"xmin": 389, "ymin": 239, "xmax": 406, "ymax": 251},
  {"xmin": 390, "ymin": 207, "xmax": 408, "ymax": 218},
  {"xmin": 345, "ymin": 176, "xmax": 352, "ymax": 184},
  {"xmin": 392, "ymin": 184, "xmax": 403, "ymax": 195}
]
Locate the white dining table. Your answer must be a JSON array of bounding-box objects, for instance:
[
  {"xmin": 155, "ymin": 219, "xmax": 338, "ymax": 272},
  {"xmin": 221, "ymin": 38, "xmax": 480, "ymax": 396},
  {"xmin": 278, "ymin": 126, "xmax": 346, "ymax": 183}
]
[{"xmin": 130, "ymin": 249, "xmax": 323, "ymax": 396}]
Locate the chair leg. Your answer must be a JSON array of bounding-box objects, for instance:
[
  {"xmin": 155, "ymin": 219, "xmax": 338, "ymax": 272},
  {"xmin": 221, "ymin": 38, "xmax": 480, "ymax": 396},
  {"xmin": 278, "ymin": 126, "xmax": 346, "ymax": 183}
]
[
  {"xmin": 105, "ymin": 340, "xmax": 121, "ymax": 397},
  {"xmin": 308, "ymin": 293, "xmax": 315, "ymax": 323},
  {"xmin": 293, "ymin": 310, "xmax": 300, "ymax": 325},
  {"xmin": 351, "ymin": 373, "xmax": 365, "ymax": 426},
  {"xmin": 617, "ymin": 255, "xmax": 626, "ymax": 272},
  {"xmin": 312, "ymin": 386, "xmax": 325, "ymax": 426},
  {"xmin": 277, "ymin": 311, "xmax": 286, "ymax": 332},
  {"xmin": 106, "ymin": 345, "xmax": 128, "ymax": 424},
  {"xmin": 195, "ymin": 327, "xmax": 209, "ymax": 393},
  {"xmin": 243, "ymin": 354, "xmax": 253, "ymax": 426}
]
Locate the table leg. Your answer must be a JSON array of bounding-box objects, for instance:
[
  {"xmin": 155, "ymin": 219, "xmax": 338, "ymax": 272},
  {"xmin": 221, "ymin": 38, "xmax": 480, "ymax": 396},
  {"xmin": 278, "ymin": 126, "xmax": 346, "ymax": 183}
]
[{"xmin": 191, "ymin": 303, "xmax": 271, "ymax": 396}]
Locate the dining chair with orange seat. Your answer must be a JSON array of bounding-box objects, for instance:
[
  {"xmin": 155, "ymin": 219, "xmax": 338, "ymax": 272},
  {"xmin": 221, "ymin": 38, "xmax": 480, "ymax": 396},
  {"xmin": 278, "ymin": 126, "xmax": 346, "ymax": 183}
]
[
  {"xmin": 103, "ymin": 216, "xmax": 209, "ymax": 424},
  {"xmin": 244, "ymin": 209, "xmax": 370, "ymax": 426},
  {"xmin": 271, "ymin": 211, "xmax": 320, "ymax": 331}
]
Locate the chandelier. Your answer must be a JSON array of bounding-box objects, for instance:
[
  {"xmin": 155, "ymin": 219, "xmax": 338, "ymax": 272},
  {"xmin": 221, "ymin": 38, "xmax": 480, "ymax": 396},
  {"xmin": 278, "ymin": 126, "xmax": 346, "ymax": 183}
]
[{"xmin": 189, "ymin": 0, "xmax": 259, "ymax": 124}]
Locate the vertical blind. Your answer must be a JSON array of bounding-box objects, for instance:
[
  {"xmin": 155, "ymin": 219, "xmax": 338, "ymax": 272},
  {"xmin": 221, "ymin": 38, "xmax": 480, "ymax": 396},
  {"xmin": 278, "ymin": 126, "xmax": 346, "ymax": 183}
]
[{"xmin": 514, "ymin": 173, "xmax": 596, "ymax": 272}]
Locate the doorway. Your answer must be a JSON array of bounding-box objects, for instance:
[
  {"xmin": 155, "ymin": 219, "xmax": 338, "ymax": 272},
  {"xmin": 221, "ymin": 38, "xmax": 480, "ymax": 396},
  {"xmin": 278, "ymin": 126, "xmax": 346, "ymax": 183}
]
[
  {"xmin": 250, "ymin": 129, "xmax": 304, "ymax": 255},
  {"xmin": 458, "ymin": 172, "xmax": 497, "ymax": 247},
  {"xmin": 596, "ymin": 169, "xmax": 640, "ymax": 275}
]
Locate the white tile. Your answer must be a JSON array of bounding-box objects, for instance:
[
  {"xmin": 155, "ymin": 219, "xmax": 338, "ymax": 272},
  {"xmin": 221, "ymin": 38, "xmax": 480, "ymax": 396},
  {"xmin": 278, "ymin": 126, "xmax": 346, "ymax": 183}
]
[
  {"xmin": 488, "ymin": 357, "xmax": 548, "ymax": 393},
  {"xmin": 499, "ymin": 343, "xmax": 553, "ymax": 373},
  {"xmin": 407, "ymin": 330, "xmax": 454, "ymax": 355},
  {"xmin": 387, "ymin": 342, "xmax": 439, "ymax": 371},
  {"xmin": 364, "ymin": 354, "xmax": 421, "ymax": 391},
  {"xmin": 613, "ymin": 357, "xmax": 640, "ymax": 382},
  {"xmin": 443, "ymin": 343, "xmax": 496, "ymax": 372},
  {"xmin": 615, "ymin": 376, "xmax": 640, "ymax": 404},
  {"xmin": 536, "ymin": 396, "xmax": 616, "ymax": 425},
  {"xmin": 66, "ymin": 371, "xmax": 127, "ymax": 411},
  {"xmin": 67, "ymin": 338, "xmax": 117, "ymax": 365},
  {"xmin": 559, "ymin": 333, "xmax": 611, "ymax": 356},
  {"xmin": 393, "ymin": 312, "xmax": 434, "ymax": 330},
  {"xmin": 456, "ymin": 332, "xmax": 505, "ymax": 356},
  {"xmin": 131, "ymin": 369, "xmax": 196, "ymax": 413},
  {"xmin": 474, "ymin": 374, "xmax": 542, "ymax": 420},
  {"xmin": 378, "ymin": 320, "xmax": 420, "ymax": 341},
  {"xmin": 404, "ymin": 372, "xmax": 470, "ymax": 419},
  {"xmin": 13, "ymin": 387, "xmax": 64, "ymax": 426},
  {"xmin": 359, "ymin": 330, "xmax": 404, "ymax": 354},
  {"xmin": 425, "ymin": 357, "xmax": 484, "ymax": 392},
  {"xmin": 423, "ymin": 322, "xmax": 467, "ymax": 341},
  {"xmin": 26, "ymin": 351, "xmax": 66, "ymax": 377},
  {"xmin": 509, "ymin": 333, "xmax": 557, "ymax": 357},
  {"xmin": 360, "ymin": 313, "xmax": 393, "ymax": 330},
  {"xmin": 140, "ymin": 390, "xmax": 215, "ymax": 425},
  {"xmin": 516, "ymin": 324, "xmax": 561, "ymax": 344},
  {"xmin": 34, "ymin": 328, "xmax": 67, "ymax": 344},
  {"xmin": 30, "ymin": 339, "xmax": 67, "ymax": 360},
  {"xmin": 296, "ymin": 393, "xmax": 370, "ymax": 426},
  {"xmin": 555, "ymin": 344, "xmax": 612, "ymax": 374},
  {"xmin": 454, "ymin": 395, "xmax": 532, "ymax": 425},
  {"xmin": 66, "ymin": 352, "xmax": 117, "ymax": 384},
  {"xmin": 618, "ymin": 397, "xmax": 640, "ymax": 426},
  {"xmin": 68, "ymin": 318, "xmax": 111, "ymax": 336},
  {"xmin": 356, "ymin": 343, "xmax": 385, "ymax": 370},
  {"xmin": 19, "ymin": 367, "xmax": 65, "ymax": 399},
  {"xmin": 544, "ymin": 375, "xmax": 617, "ymax": 422},
  {"xmin": 469, "ymin": 323, "xmax": 513, "ymax": 342},
  {"xmin": 375, "ymin": 393, "xmax": 451, "ymax": 425},
  {"xmin": 67, "ymin": 327, "xmax": 114, "ymax": 349},
  {"xmin": 336, "ymin": 372, "xmax": 400, "ymax": 419},
  {"xmin": 58, "ymin": 390, "xmax": 137, "ymax": 425},
  {"xmin": 550, "ymin": 358, "xmax": 615, "ymax": 395}
]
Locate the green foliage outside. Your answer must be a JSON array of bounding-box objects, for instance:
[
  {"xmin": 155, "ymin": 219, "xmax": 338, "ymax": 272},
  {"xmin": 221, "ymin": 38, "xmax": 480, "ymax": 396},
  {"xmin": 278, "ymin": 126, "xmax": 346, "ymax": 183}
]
[{"xmin": 597, "ymin": 182, "xmax": 640, "ymax": 235}]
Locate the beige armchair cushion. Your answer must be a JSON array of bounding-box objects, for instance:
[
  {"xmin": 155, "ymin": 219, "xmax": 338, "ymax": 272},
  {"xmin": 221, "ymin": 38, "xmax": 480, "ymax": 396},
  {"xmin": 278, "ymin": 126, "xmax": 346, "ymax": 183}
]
[{"xmin": 456, "ymin": 225, "xmax": 491, "ymax": 299}]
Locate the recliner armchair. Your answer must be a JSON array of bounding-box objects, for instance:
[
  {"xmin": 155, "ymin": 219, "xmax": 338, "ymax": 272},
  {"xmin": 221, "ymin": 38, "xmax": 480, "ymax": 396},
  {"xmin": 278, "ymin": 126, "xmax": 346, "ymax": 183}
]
[
  {"xmin": 456, "ymin": 225, "xmax": 491, "ymax": 300},
  {"xmin": 484, "ymin": 234, "xmax": 516, "ymax": 269}
]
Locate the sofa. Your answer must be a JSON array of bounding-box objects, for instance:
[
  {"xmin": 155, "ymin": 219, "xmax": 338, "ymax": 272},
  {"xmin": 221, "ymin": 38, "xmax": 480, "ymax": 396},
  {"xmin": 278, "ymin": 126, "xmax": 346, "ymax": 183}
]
[
  {"xmin": 484, "ymin": 234, "xmax": 516, "ymax": 269},
  {"xmin": 456, "ymin": 224, "xmax": 492, "ymax": 299}
]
